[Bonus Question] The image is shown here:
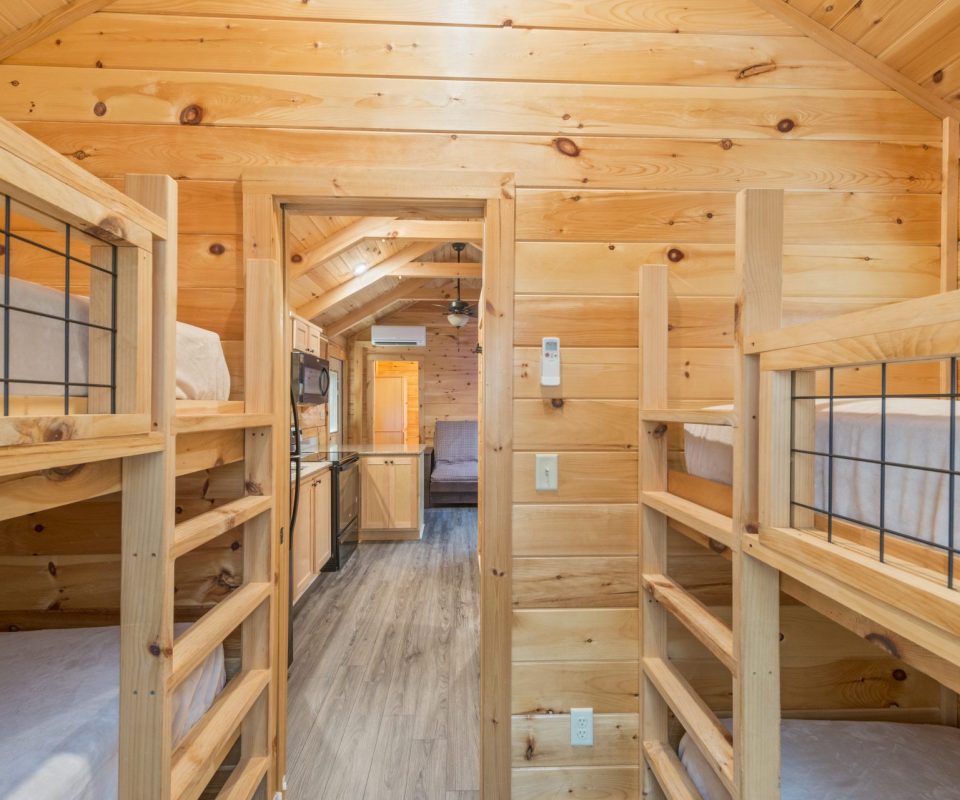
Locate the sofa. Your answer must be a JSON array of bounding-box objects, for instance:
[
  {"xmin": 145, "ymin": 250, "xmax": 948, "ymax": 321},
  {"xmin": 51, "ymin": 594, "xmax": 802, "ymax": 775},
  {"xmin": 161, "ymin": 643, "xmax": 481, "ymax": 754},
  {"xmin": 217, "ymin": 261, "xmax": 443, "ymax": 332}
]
[{"xmin": 424, "ymin": 419, "xmax": 478, "ymax": 507}]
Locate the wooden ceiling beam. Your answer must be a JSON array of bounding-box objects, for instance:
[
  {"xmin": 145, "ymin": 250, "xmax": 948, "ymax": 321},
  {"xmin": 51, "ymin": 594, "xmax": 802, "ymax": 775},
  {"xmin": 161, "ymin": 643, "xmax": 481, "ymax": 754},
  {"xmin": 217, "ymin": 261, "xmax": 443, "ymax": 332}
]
[
  {"xmin": 290, "ymin": 216, "xmax": 397, "ymax": 280},
  {"xmin": 296, "ymin": 240, "xmax": 436, "ymax": 320},
  {"xmin": 0, "ymin": 0, "xmax": 115, "ymax": 62},
  {"xmin": 392, "ymin": 261, "xmax": 482, "ymax": 279},
  {"xmin": 401, "ymin": 285, "xmax": 483, "ymax": 302},
  {"xmin": 324, "ymin": 278, "xmax": 429, "ymax": 337},
  {"xmin": 748, "ymin": 0, "xmax": 960, "ymax": 122}
]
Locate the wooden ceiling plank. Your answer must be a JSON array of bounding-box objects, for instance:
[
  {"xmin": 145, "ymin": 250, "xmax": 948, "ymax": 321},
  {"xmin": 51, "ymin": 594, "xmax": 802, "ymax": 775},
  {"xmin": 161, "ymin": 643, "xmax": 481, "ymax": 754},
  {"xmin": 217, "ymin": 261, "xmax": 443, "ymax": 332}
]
[
  {"xmin": 296, "ymin": 240, "xmax": 437, "ymax": 320},
  {"xmin": 0, "ymin": 0, "xmax": 114, "ymax": 61},
  {"xmin": 324, "ymin": 278, "xmax": 430, "ymax": 337},
  {"xmin": 392, "ymin": 261, "xmax": 483, "ymax": 279},
  {"xmin": 748, "ymin": 0, "xmax": 959, "ymax": 121},
  {"xmin": 290, "ymin": 215, "xmax": 397, "ymax": 280}
]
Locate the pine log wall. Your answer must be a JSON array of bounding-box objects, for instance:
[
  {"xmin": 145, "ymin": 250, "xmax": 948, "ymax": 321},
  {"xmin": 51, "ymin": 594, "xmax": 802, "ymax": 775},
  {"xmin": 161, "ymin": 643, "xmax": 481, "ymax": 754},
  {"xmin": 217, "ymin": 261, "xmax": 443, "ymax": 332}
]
[
  {"xmin": 0, "ymin": 0, "xmax": 950, "ymax": 793},
  {"xmin": 348, "ymin": 303, "xmax": 480, "ymax": 447}
]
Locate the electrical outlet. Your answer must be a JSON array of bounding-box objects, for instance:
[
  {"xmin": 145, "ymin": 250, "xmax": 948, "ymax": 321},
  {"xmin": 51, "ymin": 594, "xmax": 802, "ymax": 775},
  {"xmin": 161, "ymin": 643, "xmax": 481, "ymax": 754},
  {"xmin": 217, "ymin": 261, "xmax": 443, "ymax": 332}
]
[
  {"xmin": 571, "ymin": 707, "xmax": 593, "ymax": 746},
  {"xmin": 535, "ymin": 453, "xmax": 558, "ymax": 491}
]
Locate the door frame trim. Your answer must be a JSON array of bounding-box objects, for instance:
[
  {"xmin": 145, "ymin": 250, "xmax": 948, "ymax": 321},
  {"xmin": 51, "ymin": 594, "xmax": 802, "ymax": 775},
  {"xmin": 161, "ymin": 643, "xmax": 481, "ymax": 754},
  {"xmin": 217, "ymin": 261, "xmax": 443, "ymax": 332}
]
[{"xmin": 242, "ymin": 168, "xmax": 515, "ymax": 799}]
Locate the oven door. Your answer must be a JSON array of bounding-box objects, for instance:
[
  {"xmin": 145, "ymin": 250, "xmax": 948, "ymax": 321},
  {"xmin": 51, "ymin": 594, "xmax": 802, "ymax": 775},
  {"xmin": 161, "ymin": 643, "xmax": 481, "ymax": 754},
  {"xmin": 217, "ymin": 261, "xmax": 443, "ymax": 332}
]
[{"xmin": 338, "ymin": 457, "xmax": 360, "ymax": 531}]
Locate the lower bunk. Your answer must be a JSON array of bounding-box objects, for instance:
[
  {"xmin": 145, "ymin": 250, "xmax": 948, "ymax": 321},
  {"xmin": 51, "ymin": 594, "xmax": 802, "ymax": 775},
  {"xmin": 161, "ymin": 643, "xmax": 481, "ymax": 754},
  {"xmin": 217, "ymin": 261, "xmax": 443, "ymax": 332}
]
[
  {"xmin": 0, "ymin": 624, "xmax": 225, "ymax": 800},
  {"xmin": 680, "ymin": 719, "xmax": 960, "ymax": 800}
]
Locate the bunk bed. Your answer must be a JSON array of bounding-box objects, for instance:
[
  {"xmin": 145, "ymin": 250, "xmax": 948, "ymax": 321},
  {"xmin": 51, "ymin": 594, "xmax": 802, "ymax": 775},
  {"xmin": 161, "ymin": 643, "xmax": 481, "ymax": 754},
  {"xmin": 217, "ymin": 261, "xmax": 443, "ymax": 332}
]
[
  {"xmin": 0, "ymin": 118, "xmax": 283, "ymax": 800},
  {"xmin": 638, "ymin": 188, "xmax": 960, "ymax": 800}
]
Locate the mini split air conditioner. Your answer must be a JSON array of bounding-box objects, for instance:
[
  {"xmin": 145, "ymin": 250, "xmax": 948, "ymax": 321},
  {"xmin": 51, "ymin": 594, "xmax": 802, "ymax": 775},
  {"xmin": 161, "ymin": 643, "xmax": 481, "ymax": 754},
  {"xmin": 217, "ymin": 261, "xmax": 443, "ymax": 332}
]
[{"xmin": 371, "ymin": 325, "xmax": 427, "ymax": 347}]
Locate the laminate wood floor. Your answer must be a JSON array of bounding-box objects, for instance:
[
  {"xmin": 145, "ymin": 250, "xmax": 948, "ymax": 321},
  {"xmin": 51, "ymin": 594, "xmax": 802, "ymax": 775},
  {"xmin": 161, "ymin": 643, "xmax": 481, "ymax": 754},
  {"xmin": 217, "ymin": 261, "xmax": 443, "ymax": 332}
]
[{"xmin": 287, "ymin": 507, "xmax": 480, "ymax": 800}]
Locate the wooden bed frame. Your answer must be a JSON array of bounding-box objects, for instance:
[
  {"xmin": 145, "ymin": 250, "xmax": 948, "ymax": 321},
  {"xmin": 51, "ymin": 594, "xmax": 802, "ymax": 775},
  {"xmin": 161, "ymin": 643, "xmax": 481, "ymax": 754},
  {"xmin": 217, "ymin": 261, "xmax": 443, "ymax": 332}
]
[
  {"xmin": 0, "ymin": 119, "xmax": 283, "ymax": 800},
  {"xmin": 638, "ymin": 188, "xmax": 960, "ymax": 800}
]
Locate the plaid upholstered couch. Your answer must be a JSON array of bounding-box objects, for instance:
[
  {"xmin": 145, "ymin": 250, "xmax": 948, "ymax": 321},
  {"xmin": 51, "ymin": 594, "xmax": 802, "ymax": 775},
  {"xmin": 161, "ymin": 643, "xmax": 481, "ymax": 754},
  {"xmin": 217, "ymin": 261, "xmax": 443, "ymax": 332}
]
[{"xmin": 424, "ymin": 419, "xmax": 478, "ymax": 507}]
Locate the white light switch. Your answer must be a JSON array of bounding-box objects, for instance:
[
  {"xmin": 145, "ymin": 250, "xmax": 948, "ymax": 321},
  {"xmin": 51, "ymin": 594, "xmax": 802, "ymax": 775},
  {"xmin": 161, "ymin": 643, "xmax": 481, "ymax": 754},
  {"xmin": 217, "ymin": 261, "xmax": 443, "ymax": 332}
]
[{"xmin": 536, "ymin": 453, "xmax": 558, "ymax": 491}]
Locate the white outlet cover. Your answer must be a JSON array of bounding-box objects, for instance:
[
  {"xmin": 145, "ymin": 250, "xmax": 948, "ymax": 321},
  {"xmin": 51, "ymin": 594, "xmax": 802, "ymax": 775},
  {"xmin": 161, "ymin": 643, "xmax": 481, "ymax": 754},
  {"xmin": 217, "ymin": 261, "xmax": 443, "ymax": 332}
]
[
  {"xmin": 535, "ymin": 453, "xmax": 559, "ymax": 491},
  {"xmin": 571, "ymin": 707, "xmax": 594, "ymax": 746}
]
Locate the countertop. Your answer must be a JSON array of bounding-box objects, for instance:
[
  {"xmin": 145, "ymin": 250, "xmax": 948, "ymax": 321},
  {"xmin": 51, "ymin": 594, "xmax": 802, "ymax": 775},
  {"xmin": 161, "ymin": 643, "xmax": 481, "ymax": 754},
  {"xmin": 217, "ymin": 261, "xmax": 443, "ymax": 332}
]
[{"xmin": 334, "ymin": 443, "xmax": 428, "ymax": 457}]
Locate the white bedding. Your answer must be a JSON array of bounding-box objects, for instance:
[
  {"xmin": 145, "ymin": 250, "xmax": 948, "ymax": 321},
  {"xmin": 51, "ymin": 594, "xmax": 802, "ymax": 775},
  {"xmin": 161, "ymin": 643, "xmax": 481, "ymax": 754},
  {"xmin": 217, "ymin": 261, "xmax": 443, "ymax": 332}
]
[
  {"xmin": 0, "ymin": 625, "xmax": 226, "ymax": 800},
  {"xmin": 680, "ymin": 719, "xmax": 960, "ymax": 800},
  {"xmin": 684, "ymin": 399, "xmax": 960, "ymax": 548},
  {"xmin": 0, "ymin": 277, "xmax": 230, "ymax": 401}
]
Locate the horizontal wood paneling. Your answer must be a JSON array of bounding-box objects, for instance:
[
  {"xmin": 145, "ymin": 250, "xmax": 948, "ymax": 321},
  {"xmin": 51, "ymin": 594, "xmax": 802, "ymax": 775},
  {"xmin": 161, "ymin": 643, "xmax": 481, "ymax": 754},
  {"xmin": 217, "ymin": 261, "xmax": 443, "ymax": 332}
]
[
  {"xmin": 513, "ymin": 399, "xmax": 638, "ymax": 450},
  {"xmin": 511, "ymin": 766, "xmax": 640, "ymax": 799},
  {"xmin": 513, "ymin": 610, "xmax": 639, "ymax": 661},
  {"xmin": 514, "ymin": 297, "xmax": 638, "ymax": 348},
  {"xmin": 513, "ymin": 661, "xmax": 639, "ymax": 715},
  {"xmin": 512, "ymin": 714, "xmax": 640, "ymax": 767},
  {"xmin": 512, "ymin": 505, "xmax": 639, "ymax": 557},
  {"xmin": 513, "ymin": 558, "xmax": 639, "ymax": 609},
  {"xmin": 514, "ymin": 348, "xmax": 638, "ymax": 399},
  {"xmin": 513, "ymin": 452, "xmax": 638, "ymax": 504}
]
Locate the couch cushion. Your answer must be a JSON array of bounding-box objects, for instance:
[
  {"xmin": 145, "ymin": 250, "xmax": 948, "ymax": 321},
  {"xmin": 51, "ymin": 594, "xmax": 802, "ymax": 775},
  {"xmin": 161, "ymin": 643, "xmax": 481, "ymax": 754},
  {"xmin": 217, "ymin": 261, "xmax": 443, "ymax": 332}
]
[
  {"xmin": 432, "ymin": 459, "xmax": 479, "ymax": 483},
  {"xmin": 434, "ymin": 419, "xmax": 478, "ymax": 463}
]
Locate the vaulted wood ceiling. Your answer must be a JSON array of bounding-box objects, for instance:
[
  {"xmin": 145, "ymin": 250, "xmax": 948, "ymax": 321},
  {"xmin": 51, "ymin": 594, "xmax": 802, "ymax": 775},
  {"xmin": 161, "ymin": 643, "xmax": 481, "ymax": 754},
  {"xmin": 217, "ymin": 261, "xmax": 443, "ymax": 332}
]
[
  {"xmin": 764, "ymin": 0, "xmax": 960, "ymax": 116},
  {"xmin": 286, "ymin": 213, "xmax": 482, "ymax": 338}
]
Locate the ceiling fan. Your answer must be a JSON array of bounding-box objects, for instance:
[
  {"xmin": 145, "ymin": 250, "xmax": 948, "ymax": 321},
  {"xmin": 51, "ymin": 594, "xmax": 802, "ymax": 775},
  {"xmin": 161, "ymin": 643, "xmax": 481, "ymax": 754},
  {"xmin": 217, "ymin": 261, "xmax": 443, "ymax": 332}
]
[{"xmin": 437, "ymin": 242, "xmax": 478, "ymax": 328}]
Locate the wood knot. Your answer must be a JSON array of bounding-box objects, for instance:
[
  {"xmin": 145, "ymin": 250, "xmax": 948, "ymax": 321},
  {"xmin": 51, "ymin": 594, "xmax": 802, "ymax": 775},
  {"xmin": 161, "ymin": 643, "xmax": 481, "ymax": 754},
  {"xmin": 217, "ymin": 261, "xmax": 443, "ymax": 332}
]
[
  {"xmin": 709, "ymin": 539, "xmax": 727, "ymax": 555},
  {"xmin": 44, "ymin": 463, "xmax": 84, "ymax": 480},
  {"xmin": 92, "ymin": 216, "xmax": 126, "ymax": 241},
  {"xmin": 47, "ymin": 561, "xmax": 57, "ymax": 576},
  {"xmin": 245, "ymin": 481, "xmax": 263, "ymax": 495},
  {"xmin": 652, "ymin": 423, "xmax": 668, "ymax": 439},
  {"xmin": 745, "ymin": 523, "xmax": 758, "ymax": 534},
  {"xmin": 93, "ymin": 101, "xmax": 107, "ymax": 117},
  {"xmin": 208, "ymin": 242, "xmax": 226, "ymax": 255},
  {"xmin": 33, "ymin": 524, "xmax": 44, "ymax": 533},
  {"xmin": 550, "ymin": 398, "xmax": 564, "ymax": 409},
  {"xmin": 720, "ymin": 138, "xmax": 733, "ymax": 151},
  {"xmin": 865, "ymin": 632, "xmax": 901, "ymax": 659},
  {"xmin": 43, "ymin": 420, "xmax": 74, "ymax": 443},
  {"xmin": 149, "ymin": 642, "xmax": 162, "ymax": 657},
  {"xmin": 230, "ymin": 540, "xmax": 241, "ymax": 551},
  {"xmin": 553, "ymin": 137, "xmax": 581, "ymax": 157},
  {"xmin": 179, "ymin": 104, "xmax": 204, "ymax": 125},
  {"xmin": 72, "ymin": 150, "xmax": 89, "ymax": 161},
  {"xmin": 737, "ymin": 62, "xmax": 777, "ymax": 80},
  {"xmin": 933, "ymin": 69, "xmax": 944, "ymax": 83},
  {"xmin": 892, "ymin": 668, "xmax": 907, "ymax": 681},
  {"xmin": 776, "ymin": 118, "xmax": 795, "ymax": 133},
  {"xmin": 291, "ymin": 253, "xmax": 303, "ymax": 263},
  {"xmin": 667, "ymin": 248, "xmax": 684, "ymax": 263},
  {"xmin": 525, "ymin": 736, "xmax": 535, "ymax": 760}
]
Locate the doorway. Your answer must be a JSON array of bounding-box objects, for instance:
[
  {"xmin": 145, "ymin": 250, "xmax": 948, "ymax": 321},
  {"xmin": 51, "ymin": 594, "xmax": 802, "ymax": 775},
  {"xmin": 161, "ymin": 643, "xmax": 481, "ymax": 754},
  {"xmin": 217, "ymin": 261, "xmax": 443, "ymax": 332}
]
[{"xmin": 373, "ymin": 360, "xmax": 420, "ymax": 446}]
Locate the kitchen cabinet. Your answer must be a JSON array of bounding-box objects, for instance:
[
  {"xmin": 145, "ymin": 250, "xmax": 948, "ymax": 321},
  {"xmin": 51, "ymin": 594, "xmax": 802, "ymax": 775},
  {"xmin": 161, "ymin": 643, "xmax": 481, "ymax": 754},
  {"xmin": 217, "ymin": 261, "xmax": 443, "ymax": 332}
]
[
  {"xmin": 360, "ymin": 455, "xmax": 421, "ymax": 538},
  {"xmin": 291, "ymin": 466, "xmax": 333, "ymax": 603},
  {"xmin": 290, "ymin": 313, "xmax": 327, "ymax": 358}
]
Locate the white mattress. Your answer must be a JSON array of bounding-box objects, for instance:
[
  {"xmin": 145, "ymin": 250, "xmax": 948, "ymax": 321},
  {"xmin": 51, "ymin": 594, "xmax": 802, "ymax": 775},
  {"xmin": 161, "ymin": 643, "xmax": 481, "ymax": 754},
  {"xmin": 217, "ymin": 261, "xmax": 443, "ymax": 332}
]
[
  {"xmin": 684, "ymin": 399, "xmax": 960, "ymax": 547},
  {"xmin": 0, "ymin": 277, "xmax": 230, "ymax": 401},
  {"xmin": 0, "ymin": 625, "xmax": 226, "ymax": 800},
  {"xmin": 680, "ymin": 719, "xmax": 960, "ymax": 800}
]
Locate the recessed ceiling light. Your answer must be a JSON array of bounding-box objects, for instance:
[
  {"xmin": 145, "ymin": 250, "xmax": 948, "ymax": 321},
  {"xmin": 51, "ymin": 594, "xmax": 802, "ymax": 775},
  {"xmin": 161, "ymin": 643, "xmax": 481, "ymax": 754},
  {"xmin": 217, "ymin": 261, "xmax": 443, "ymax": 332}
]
[{"xmin": 353, "ymin": 263, "xmax": 369, "ymax": 276}]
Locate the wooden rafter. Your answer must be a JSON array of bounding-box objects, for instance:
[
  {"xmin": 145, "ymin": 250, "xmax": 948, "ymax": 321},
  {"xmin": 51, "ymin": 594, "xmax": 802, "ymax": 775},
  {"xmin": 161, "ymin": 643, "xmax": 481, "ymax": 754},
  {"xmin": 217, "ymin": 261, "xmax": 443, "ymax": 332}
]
[
  {"xmin": 289, "ymin": 216, "xmax": 396, "ymax": 280},
  {"xmin": 296, "ymin": 240, "xmax": 436, "ymax": 320},
  {"xmin": 324, "ymin": 278, "xmax": 429, "ymax": 337},
  {"xmin": 392, "ymin": 261, "xmax": 482, "ymax": 279},
  {"xmin": 749, "ymin": 0, "xmax": 959, "ymax": 121},
  {"xmin": 401, "ymin": 284, "xmax": 482, "ymax": 302},
  {"xmin": 0, "ymin": 0, "xmax": 115, "ymax": 62}
]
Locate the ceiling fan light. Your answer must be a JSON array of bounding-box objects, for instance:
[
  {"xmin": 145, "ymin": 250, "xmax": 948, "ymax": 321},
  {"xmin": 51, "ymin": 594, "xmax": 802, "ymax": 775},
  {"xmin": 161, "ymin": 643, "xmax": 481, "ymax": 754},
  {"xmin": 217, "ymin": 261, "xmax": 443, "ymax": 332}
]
[{"xmin": 447, "ymin": 312, "xmax": 470, "ymax": 328}]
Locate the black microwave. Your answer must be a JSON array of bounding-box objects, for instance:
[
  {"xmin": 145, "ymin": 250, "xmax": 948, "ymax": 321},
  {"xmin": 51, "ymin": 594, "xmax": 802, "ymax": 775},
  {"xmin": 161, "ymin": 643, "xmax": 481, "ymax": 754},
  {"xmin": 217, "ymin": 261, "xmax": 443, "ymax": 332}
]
[{"xmin": 292, "ymin": 350, "xmax": 329, "ymax": 405}]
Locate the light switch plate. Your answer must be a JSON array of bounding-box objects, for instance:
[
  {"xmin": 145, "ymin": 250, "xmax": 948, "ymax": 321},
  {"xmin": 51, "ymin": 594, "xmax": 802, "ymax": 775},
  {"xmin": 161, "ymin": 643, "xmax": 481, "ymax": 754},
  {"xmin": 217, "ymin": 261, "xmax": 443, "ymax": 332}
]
[
  {"xmin": 571, "ymin": 707, "xmax": 594, "ymax": 746},
  {"xmin": 535, "ymin": 453, "xmax": 558, "ymax": 491}
]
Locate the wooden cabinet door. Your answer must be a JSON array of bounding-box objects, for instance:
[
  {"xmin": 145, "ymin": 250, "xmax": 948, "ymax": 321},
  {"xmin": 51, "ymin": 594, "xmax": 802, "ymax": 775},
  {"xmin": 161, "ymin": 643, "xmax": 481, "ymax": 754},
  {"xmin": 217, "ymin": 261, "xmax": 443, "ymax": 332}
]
[
  {"xmin": 361, "ymin": 457, "xmax": 394, "ymax": 530},
  {"xmin": 292, "ymin": 476, "xmax": 315, "ymax": 601},
  {"xmin": 390, "ymin": 457, "xmax": 419, "ymax": 530},
  {"xmin": 313, "ymin": 470, "xmax": 332, "ymax": 571},
  {"xmin": 307, "ymin": 327, "xmax": 324, "ymax": 357},
  {"xmin": 292, "ymin": 318, "xmax": 310, "ymax": 353}
]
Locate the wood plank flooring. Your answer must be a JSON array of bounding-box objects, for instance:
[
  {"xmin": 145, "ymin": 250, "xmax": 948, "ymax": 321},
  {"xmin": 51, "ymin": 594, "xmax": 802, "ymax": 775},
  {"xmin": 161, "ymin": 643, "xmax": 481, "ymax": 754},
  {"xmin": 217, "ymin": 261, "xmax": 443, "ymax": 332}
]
[{"xmin": 287, "ymin": 507, "xmax": 480, "ymax": 799}]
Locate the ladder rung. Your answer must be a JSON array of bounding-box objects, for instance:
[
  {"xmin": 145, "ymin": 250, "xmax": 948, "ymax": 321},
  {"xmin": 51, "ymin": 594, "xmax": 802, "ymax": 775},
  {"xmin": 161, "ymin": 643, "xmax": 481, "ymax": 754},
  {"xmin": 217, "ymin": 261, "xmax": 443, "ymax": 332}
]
[
  {"xmin": 174, "ymin": 413, "xmax": 274, "ymax": 435},
  {"xmin": 172, "ymin": 495, "xmax": 272, "ymax": 560},
  {"xmin": 170, "ymin": 582, "xmax": 271, "ymax": 690},
  {"xmin": 643, "ymin": 574, "xmax": 735, "ymax": 674},
  {"xmin": 642, "ymin": 491, "xmax": 734, "ymax": 550},
  {"xmin": 171, "ymin": 669, "xmax": 270, "ymax": 800},
  {"xmin": 643, "ymin": 657, "xmax": 734, "ymax": 795},
  {"xmin": 216, "ymin": 755, "xmax": 270, "ymax": 800},
  {"xmin": 641, "ymin": 409, "xmax": 738, "ymax": 427},
  {"xmin": 643, "ymin": 740, "xmax": 705, "ymax": 800}
]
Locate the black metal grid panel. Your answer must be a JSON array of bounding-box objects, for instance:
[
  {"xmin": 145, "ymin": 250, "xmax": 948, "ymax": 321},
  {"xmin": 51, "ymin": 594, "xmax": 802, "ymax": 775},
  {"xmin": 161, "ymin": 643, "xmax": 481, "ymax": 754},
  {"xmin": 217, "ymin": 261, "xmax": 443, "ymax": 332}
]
[
  {"xmin": 0, "ymin": 194, "xmax": 118, "ymax": 416},
  {"xmin": 789, "ymin": 363, "xmax": 960, "ymax": 589}
]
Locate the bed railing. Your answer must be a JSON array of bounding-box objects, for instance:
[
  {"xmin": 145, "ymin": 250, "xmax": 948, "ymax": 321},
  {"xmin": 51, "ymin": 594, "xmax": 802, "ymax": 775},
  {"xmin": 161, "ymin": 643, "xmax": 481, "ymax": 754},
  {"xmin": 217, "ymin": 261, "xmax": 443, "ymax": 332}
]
[{"xmin": 0, "ymin": 118, "xmax": 164, "ymax": 465}]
